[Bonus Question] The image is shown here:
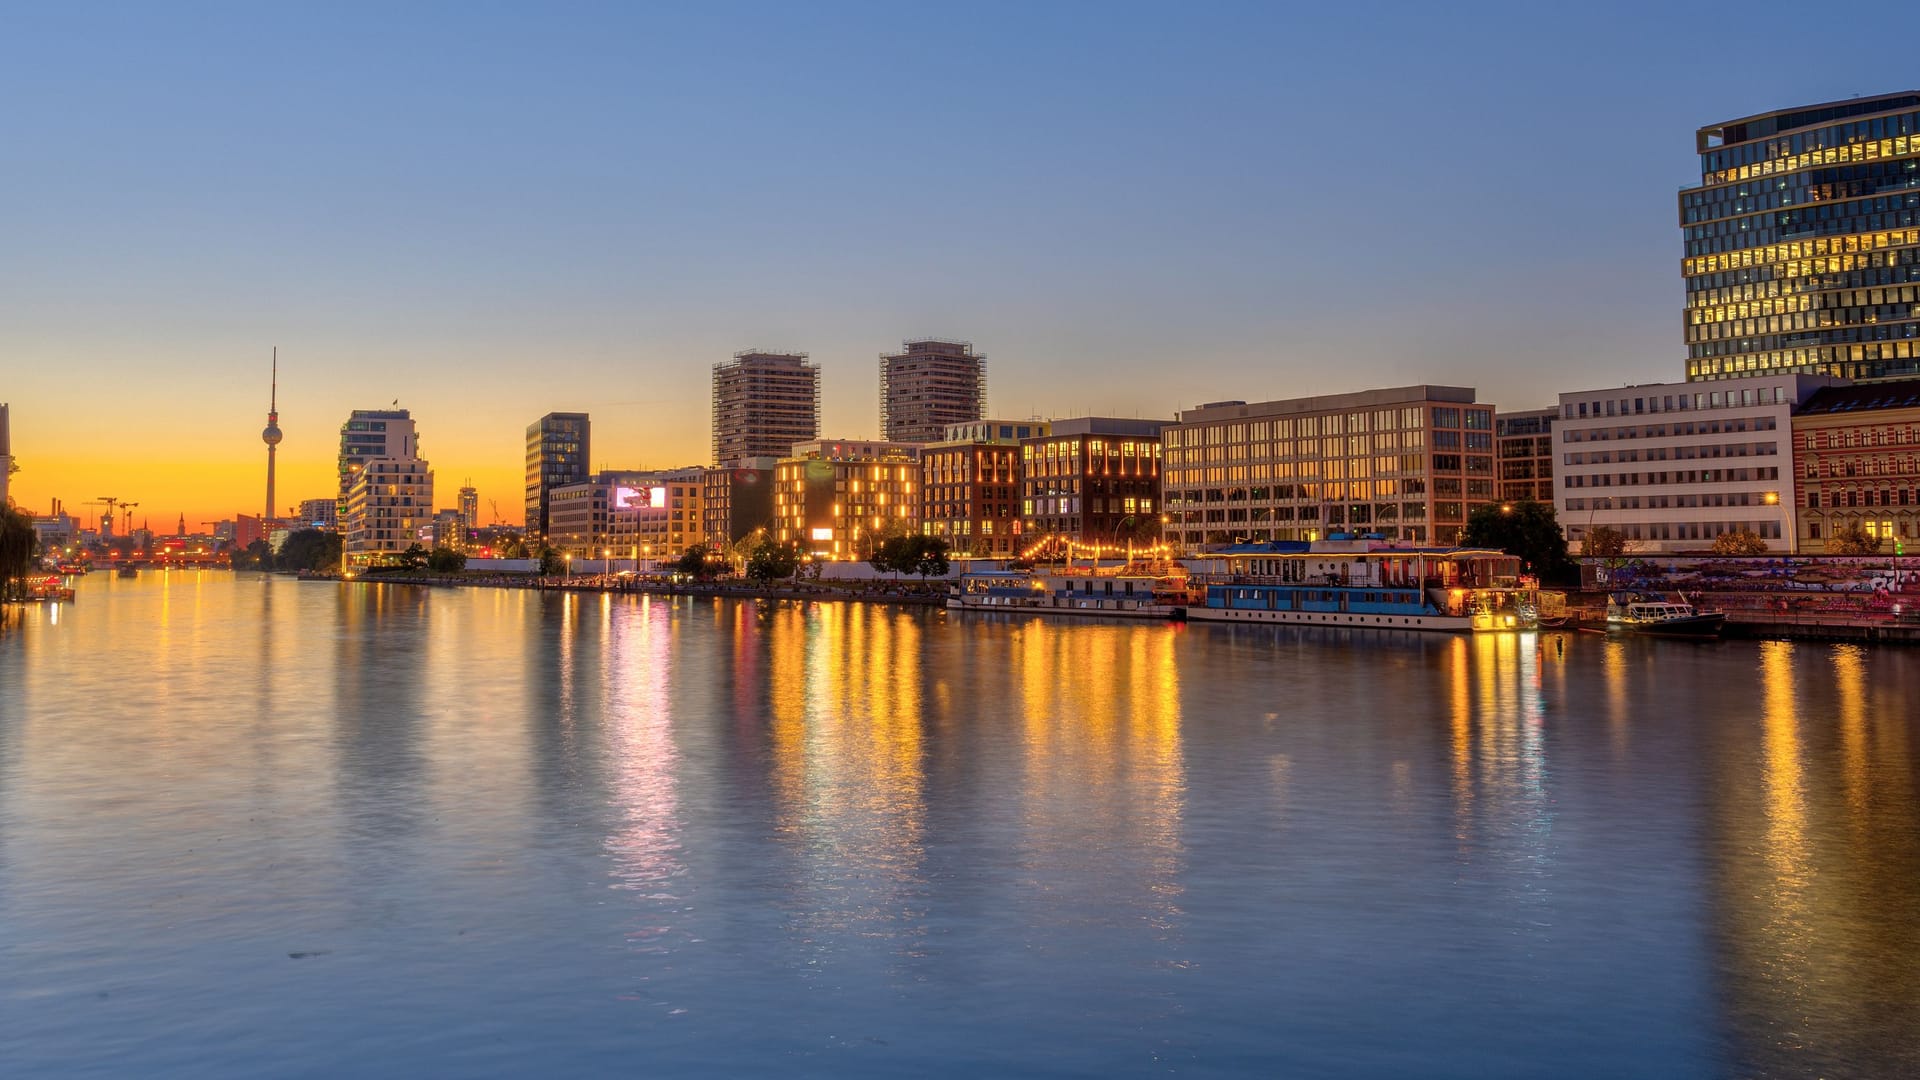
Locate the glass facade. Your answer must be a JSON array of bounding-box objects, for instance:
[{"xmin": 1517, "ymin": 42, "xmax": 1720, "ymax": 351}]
[
  {"xmin": 1683, "ymin": 93, "xmax": 1920, "ymax": 382},
  {"xmin": 525, "ymin": 413, "xmax": 590, "ymax": 541}
]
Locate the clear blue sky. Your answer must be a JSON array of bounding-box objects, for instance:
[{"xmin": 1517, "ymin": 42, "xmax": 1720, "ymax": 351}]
[{"xmin": 4, "ymin": 1, "xmax": 1915, "ymax": 523}]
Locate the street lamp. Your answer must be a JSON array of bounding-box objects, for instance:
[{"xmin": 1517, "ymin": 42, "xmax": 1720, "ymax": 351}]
[{"xmin": 1762, "ymin": 490, "xmax": 1784, "ymax": 552}]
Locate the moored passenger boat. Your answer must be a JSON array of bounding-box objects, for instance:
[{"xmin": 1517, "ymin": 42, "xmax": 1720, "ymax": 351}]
[
  {"xmin": 1183, "ymin": 539, "xmax": 1539, "ymax": 632},
  {"xmin": 949, "ymin": 569, "xmax": 1182, "ymax": 619}
]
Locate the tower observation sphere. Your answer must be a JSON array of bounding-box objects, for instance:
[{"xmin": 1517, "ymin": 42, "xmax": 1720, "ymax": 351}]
[{"xmin": 263, "ymin": 422, "xmax": 283, "ymax": 446}]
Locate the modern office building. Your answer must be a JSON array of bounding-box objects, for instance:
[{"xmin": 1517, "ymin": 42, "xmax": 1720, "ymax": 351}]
[
  {"xmin": 772, "ymin": 440, "xmax": 922, "ymax": 560},
  {"xmin": 702, "ymin": 458, "xmax": 778, "ymax": 552},
  {"xmin": 712, "ymin": 351, "xmax": 820, "ymax": 464},
  {"xmin": 343, "ymin": 457, "xmax": 433, "ymax": 568},
  {"xmin": 1162, "ymin": 387, "xmax": 1492, "ymax": 549},
  {"xmin": 1020, "ymin": 417, "xmax": 1166, "ymax": 553},
  {"xmin": 1495, "ymin": 409, "xmax": 1557, "ymax": 503},
  {"xmin": 525, "ymin": 412, "xmax": 590, "ymax": 541},
  {"xmin": 880, "ymin": 339, "xmax": 986, "ymax": 443},
  {"xmin": 622, "ymin": 466, "xmax": 706, "ymax": 560},
  {"xmin": 1682, "ymin": 93, "xmax": 1920, "ymax": 383},
  {"xmin": 297, "ymin": 498, "xmax": 338, "ymax": 531},
  {"xmin": 458, "ymin": 484, "xmax": 478, "ymax": 533},
  {"xmin": 1554, "ymin": 375, "xmax": 1840, "ymax": 553},
  {"xmin": 1790, "ymin": 379, "xmax": 1920, "ymax": 553},
  {"xmin": 336, "ymin": 409, "xmax": 417, "ymax": 519}
]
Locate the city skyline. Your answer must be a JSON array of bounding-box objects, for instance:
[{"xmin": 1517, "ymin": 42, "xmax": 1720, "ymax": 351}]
[{"xmin": 7, "ymin": 4, "xmax": 1920, "ymax": 527}]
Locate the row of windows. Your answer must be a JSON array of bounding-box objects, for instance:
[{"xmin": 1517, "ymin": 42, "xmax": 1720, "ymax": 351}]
[
  {"xmin": 1808, "ymin": 488, "xmax": 1919, "ymax": 507},
  {"xmin": 1796, "ymin": 425, "xmax": 1920, "ymax": 448},
  {"xmin": 1569, "ymin": 520, "xmax": 1785, "ymax": 542},
  {"xmin": 1683, "ymin": 161, "xmax": 1920, "ymax": 226},
  {"xmin": 1685, "ymin": 242, "xmax": 1920, "ymax": 298},
  {"xmin": 1684, "ymin": 198, "xmax": 1920, "ymax": 255},
  {"xmin": 1565, "ymin": 442, "xmax": 1780, "ymax": 464},
  {"xmin": 1173, "ymin": 503, "xmax": 1436, "ymax": 523},
  {"xmin": 1567, "ymin": 491, "xmax": 1779, "ymax": 510},
  {"xmin": 1804, "ymin": 455, "xmax": 1920, "ymax": 477},
  {"xmin": 1687, "ymin": 308, "xmax": 1920, "ymax": 346},
  {"xmin": 1690, "ymin": 285, "xmax": 1920, "ymax": 328},
  {"xmin": 1697, "ymin": 128, "xmax": 1920, "ymax": 188},
  {"xmin": 1165, "ymin": 408, "xmax": 1433, "ymax": 448},
  {"xmin": 1566, "ymin": 392, "xmax": 1787, "ymax": 421},
  {"xmin": 1688, "ymin": 340, "xmax": 1920, "ymax": 379},
  {"xmin": 1698, "ymin": 110, "xmax": 1920, "ymax": 178},
  {"xmin": 1564, "ymin": 467, "xmax": 1780, "ymax": 487}
]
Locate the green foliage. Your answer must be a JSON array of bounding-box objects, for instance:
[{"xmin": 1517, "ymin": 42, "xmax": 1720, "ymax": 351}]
[
  {"xmin": 674, "ymin": 544, "xmax": 718, "ymax": 578},
  {"xmin": 1, "ymin": 505, "xmax": 38, "ymax": 598},
  {"xmin": 1828, "ymin": 521, "xmax": 1883, "ymax": 556},
  {"xmin": 275, "ymin": 529, "xmax": 344, "ymax": 573},
  {"xmin": 539, "ymin": 547, "xmax": 567, "ymax": 575},
  {"xmin": 1461, "ymin": 500, "xmax": 1576, "ymax": 584},
  {"xmin": 230, "ymin": 538, "xmax": 270, "ymax": 570},
  {"xmin": 1580, "ymin": 525, "xmax": 1632, "ymax": 560},
  {"xmin": 870, "ymin": 534, "xmax": 952, "ymax": 579},
  {"xmin": 427, "ymin": 546, "xmax": 467, "ymax": 573},
  {"xmin": 1710, "ymin": 528, "xmax": 1770, "ymax": 556},
  {"xmin": 913, "ymin": 535, "xmax": 951, "ymax": 579},
  {"xmin": 399, "ymin": 543, "xmax": 428, "ymax": 571},
  {"xmin": 744, "ymin": 538, "xmax": 800, "ymax": 583}
]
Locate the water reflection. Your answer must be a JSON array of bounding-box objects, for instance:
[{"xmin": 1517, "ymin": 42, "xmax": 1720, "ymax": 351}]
[
  {"xmin": 3, "ymin": 579, "xmax": 1919, "ymax": 1077},
  {"xmin": 767, "ymin": 603, "xmax": 930, "ymax": 961},
  {"xmin": 1012, "ymin": 620, "xmax": 1185, "ymax": 940},
  {"xmin": 1710, "ymin": 641, "xmax": 1920, "ymax": 1078}
]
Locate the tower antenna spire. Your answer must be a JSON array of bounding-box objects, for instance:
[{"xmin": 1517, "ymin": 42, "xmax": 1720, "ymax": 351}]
[{"xmin": 262, "ymin": 347, "xmax": 284, "ymax": 528}]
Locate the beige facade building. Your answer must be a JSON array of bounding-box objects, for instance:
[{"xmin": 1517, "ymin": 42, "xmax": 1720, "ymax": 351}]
[
  {"xmin": 344, "ymin": 457, "xmax": 434, "ymax": 568},
  {"xmin": 1163, "ymin": 387, "xmax": 1494, "ymax": 549}
]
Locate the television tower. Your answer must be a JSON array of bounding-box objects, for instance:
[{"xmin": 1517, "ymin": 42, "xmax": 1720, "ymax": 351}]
[{"xmin": 262, "ymin": 348, "xmax": 283, "ymax": 525}]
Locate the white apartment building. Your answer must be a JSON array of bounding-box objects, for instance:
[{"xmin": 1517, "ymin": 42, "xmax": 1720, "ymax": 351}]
[
  {"xmin": 344, "ymin": 457, "xmax": 434, "ymax": 568},
  {"xmin": 1555, "ymin": 375, "xmax": 1841, "ymax": 553}
]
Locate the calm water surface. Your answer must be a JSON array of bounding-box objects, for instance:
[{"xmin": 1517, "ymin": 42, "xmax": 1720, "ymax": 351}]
[{"xmin": 2, "ymin": 572, "xmax": 1917, "ymax": 1078}]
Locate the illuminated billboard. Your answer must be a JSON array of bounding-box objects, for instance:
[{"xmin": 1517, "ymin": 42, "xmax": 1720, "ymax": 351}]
[
  {"xmin": 613, "ymin": 486, "xmax": 643, "ymax": 510},
  {"xmin": 649, "ymin": 486, "xmax": 668, "ymax": 509},
  {"xmin": 810, "ymin": 527, "xmax": 834, "ymax": 541}
]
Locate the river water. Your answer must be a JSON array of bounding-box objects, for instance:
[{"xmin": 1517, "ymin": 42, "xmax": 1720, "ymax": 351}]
[{"xmin": 1, "ymin": 572, "xmax": 1916, "ymax": 1078}]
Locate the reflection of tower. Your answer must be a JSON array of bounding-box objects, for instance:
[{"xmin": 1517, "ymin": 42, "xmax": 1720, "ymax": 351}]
[{"xmin": 262, "ymin": 348, "xmax": 284, "ymax": 526}]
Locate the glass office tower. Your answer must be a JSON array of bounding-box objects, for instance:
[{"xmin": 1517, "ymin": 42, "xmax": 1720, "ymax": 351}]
[{"xmin": 1683, "ymin": 93, "xmax": 1920, "ymax": 382}]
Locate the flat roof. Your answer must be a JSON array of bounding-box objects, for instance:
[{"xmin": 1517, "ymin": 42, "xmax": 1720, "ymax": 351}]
[{"xmin": 1175, "ymin": 386, "xmax": 1478, "ymax": 425}]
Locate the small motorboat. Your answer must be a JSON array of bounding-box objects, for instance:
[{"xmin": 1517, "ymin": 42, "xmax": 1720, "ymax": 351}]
[
  {"xmin": 117, "ymin": 566, "xmax": 138, "ymax": 579},
  {"xmin": 1606, "ymin": 593, "xmax": 1725, "ymax": 639}
]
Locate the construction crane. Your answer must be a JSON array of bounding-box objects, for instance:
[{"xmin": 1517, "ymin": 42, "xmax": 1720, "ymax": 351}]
[
  {"xmin": 119, "ymin": 502, "xmax": 140, "ymax": 536},
  {"xmin": 490, "ymin": 498, "xmax": 504, "ymax": 525},
  {"xmin": 89, "ymin": 497, "xmax": 120, "ymax": 535}
]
